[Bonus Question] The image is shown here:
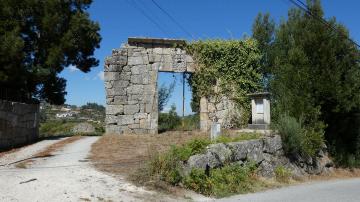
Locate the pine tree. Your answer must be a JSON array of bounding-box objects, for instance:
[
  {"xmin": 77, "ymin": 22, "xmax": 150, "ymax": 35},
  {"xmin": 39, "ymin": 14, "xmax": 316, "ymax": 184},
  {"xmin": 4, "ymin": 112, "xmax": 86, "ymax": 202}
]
[{"xmin": 0, "ymin": 0, "xmax": 101, "ymax": 104}]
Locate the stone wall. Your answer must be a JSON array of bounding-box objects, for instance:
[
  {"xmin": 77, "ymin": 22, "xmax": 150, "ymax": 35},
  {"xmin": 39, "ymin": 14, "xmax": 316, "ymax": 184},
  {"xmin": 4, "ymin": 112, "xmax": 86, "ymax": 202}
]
[
  {"xmin": 200, "ymin": 96, "xmax": 236, "ymax": 130},
  {"xmin": 0, "ymin": 100, "xmax": 39, "ymax": 150},
  {"xmin": 185, "ymin": 135, "xmax": 333, "ymax": 178},
  {"xmin": 104, "ymin": 37, "xmax": 236, "ymax": 134}
]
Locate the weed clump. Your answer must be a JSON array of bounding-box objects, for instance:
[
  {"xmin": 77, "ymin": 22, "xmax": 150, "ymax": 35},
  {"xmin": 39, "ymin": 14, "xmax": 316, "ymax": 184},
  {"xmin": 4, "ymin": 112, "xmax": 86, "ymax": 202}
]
[{"xmin": 274, "ymin": 165, "xmax": 292, "ymax": 183}]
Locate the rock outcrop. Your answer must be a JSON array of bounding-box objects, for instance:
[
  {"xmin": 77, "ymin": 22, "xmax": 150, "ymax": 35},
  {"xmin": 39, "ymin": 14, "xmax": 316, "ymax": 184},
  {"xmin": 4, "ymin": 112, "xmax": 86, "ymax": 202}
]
[{"xmin": 184, "ymin": 135, "xmax": 333, "ymax": 178}]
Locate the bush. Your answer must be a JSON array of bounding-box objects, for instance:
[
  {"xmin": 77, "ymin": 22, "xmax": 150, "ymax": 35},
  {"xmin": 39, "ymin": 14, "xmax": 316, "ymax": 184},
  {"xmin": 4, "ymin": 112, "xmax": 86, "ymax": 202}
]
[
  {"xmin": 158, "ymin": 104, "xmax": 181, "ymax": 133},
  {"xmin": 274, "ymin": 165, "xmax": 292, "ymax": 183},
  {"xmin": 132, "ymin": 138, "xmax": 211, "ymax": 186},
  {"xmin": 276, "ymin": 114, "xmax": 324, "ymax": 157},
  {"xmin": 131, "ymin": 136, "xmax": 272, "ymax": 197},
  {"xmin": 175, "ymin": 114, "xmax": 200, "ymax": 131},
  {"xmin": 183, "ymin": 162, "xmax": 260, "ymax": 197}
]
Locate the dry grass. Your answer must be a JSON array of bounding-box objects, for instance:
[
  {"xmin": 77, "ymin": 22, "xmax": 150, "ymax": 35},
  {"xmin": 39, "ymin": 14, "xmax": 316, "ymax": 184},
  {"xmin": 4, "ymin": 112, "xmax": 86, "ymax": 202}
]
[
  {"xmin": 89, "ymin": 131, "xmax": 360, "ymax": 198},
  {"xmin": 15, "ymin": 136, "xmax": 83, "ymax": 168},
  {"xmin": 89, "ymin": 131, "xmax": 207, "ymax": 175},
  {"xmin": 305, "ymin": 168, "xmax": 360, "ymax": 181}
]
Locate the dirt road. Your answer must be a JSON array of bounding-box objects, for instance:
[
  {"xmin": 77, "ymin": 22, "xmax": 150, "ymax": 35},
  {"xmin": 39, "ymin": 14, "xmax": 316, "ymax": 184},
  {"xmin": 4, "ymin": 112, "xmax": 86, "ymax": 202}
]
[{"xmin": 0, "ymin": 137, "xmax": 168, "ymax": 202}]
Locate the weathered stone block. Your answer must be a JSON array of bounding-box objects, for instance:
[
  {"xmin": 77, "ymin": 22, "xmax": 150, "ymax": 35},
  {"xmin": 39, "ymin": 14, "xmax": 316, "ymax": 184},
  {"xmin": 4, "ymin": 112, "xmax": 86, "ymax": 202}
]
[
  {"xmin": 127, "ymin": 85, "xmax": 143, "ymax": 94},
  {"xmin": 124, "ymin": 104, "xmax": 139, "ymax": 115},
  {"xmin": 105, "ymin": 115, "xmax": 117, "ymax": 125},
  {"xmin": 200, "ymin": 97, "xmax": 208, "ymax": 113},
  {"xmin": 118, "ymin": 115, "xmax": 135, "ymax": 125},
  {"xmin": 106, "ymin": 105, "xmax": 124, "ymax": 115},
  {"xmin": 113, "ymin": 96, "xmax": 127, "ymax": 104},
  {"xmin": 128, "ymin": 55, "xmax": 148, "ymax": 65},
  {"xmin": 131, "ymin": 65, "xmax": 145, "ymax": 75},
  {"xmin": 104, "ymin": 72, "xmax": 119, "ymax": 81},
  {"xmin": 134, "ymin": 113, "xmax": 147, "ymax": 119},
  {"xmin": 130, "ymin": 75, "xmax": 142, "ymax": 84},
  {"xmin": 263, "ymin": 135, "xmax": 283, "ymax": 154}
]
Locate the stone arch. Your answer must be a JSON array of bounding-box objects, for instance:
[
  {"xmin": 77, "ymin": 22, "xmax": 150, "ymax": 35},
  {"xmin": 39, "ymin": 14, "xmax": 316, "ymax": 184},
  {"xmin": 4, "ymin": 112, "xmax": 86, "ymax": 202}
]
[{"xmin": 104, "ymin": 37, "xmax": 234, "ymax": 134}]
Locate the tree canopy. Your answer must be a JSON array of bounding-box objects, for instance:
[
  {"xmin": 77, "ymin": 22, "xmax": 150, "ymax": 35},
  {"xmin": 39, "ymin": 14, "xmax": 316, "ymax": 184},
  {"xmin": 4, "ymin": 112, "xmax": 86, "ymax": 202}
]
[
  {"xmin": 0, "ymin": 0, "xmax": 101, "ymax": 104},
  {"xmin": 253, "ymin": 0, "xmax": 360, "ymax": 164}
]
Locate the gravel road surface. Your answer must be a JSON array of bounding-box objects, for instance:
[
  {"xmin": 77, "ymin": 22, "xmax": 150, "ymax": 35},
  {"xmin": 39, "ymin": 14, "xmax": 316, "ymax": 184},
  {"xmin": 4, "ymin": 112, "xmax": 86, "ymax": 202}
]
[{"xmin": 0, "ymin": 137, "xmax": 170, "ymax": 201}]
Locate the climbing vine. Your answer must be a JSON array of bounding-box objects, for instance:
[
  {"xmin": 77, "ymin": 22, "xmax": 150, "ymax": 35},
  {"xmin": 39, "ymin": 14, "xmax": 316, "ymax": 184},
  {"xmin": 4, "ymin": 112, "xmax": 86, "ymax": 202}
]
[{"xmin": 186, "ymin": 39, "xmax": 262, "ymax": 127}]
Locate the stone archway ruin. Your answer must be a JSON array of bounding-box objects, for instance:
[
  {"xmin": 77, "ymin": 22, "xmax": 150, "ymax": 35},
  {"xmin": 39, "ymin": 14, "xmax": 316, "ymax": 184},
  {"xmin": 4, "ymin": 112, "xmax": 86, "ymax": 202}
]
[{"xmin": 104, "ymin": 37, "xmax": 234, "ymax": 134}]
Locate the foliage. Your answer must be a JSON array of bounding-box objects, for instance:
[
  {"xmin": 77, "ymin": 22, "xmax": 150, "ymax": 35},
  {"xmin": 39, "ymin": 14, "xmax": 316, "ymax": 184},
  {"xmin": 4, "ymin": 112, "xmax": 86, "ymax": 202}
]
[
  {"xmin": 274, "ymin": 165, "xmax": 292, "ymax": 183},
  {"xmin": 158, "ymin": 80, "xmax": 175, "ymax": 112},
  {"xmin": 81, "ymin": 102, "xmax": 105, "ymax": 112},
  {"xmin": 158, "ymin": 104, "xmax": 181, "ymax": 133},
  {"xmin": 183, "ymin": 162, "xmax": 260, "ymax": 197},
  {"xmin": 253, "ymin": 0, "xmax": 360, "ymax": 164},
  {"xmin": 133, "ymin": 137, "xmax": 211, "ymax": 186},
  {"xmin": 276, "ymin": 114, "xmax": 324, "ymax": 157},
  {"xmin": 187, "ymin": 39, "xmax": 262, "ymax": 126},
  {"xmin": 130, "ymin": 133, "xmax": 269, "ymax": 197},
  {"xmin": 175, "ymin": 113, "xmax": 200, "ymax": 131},
  {"xmin": 252, "ymin": 12, "xmax": 275, "ymax": 87},
  {"xmin": 40, "ymin": 120, "xmax": 103, "ymax": 138},
  {"xmin": 0, "ymin": 0, "xmax": 101, "ymax": 104}
]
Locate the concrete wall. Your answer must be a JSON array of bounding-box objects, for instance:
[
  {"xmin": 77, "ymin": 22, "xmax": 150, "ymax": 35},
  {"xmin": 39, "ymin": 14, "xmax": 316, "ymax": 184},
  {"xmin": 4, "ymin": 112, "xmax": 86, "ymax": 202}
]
[
  {"xmin": 0, "ymin": 100, "xmax": 39, "ymax": 150},
  {"xmin": 104, "ymin": 37, "xmax": 236, "ymax": 134}
]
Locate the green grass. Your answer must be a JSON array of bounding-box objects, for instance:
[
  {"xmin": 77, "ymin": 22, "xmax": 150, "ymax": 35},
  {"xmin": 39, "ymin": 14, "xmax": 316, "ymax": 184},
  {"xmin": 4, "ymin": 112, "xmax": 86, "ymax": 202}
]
[
  {"xmin": 274, "ymin": 165, "xmax": 292, "ymax": 183},
  {"xmin": 214, "ymin": 132, "xmax": 262, "ymax": 143},
  {"xmin": 39, "ymin": 120, "xmax": 104, "ymax": 138}
]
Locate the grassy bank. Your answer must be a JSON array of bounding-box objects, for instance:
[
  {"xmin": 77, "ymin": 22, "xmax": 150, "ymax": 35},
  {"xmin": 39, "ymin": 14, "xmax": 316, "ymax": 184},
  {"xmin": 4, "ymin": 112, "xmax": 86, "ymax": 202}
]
[{"xmin": 40, "ymin": 120, "xmax": 104, "ymax": 138}]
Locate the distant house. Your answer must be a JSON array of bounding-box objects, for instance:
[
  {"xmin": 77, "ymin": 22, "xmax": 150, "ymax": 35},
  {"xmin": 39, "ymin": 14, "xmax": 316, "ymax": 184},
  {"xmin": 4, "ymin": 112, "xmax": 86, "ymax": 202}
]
[
  {"xmin": 60, "ymin": 107, "xmax": 72, "ymax": 112},
  {"xmin": 56, "ymin": 112, "xmax": 74, "ymax": 118}
]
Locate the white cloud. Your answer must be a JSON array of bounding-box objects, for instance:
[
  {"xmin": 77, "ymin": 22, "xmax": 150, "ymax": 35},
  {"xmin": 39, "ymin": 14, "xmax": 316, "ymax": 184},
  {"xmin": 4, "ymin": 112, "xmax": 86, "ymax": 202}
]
[
  {"xmin": 84, "ymin": 76, "xmax": 90, "ymax": 81},
  {"xmin": 68, "ymin": 65, "xmax": 79, "ymax": 72},
  {"xmin": 97, "ymin": 71, "xmax": 104, "ymax": 81}
]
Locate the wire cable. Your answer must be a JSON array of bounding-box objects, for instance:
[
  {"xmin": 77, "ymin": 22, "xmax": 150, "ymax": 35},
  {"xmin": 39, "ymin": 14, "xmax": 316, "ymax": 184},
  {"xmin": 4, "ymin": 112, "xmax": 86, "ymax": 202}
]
[
  {"xmin": 150, "ymin": 0, "xmax": 193, "ymax": 39},
  {"xmin": 124, "ymin": 0, "xmax": 171, "ymax": 37}
]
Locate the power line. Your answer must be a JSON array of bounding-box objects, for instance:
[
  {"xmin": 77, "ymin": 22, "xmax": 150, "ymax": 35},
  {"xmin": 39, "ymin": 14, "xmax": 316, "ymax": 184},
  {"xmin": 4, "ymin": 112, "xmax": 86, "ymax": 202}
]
[
  {"xmin": 138, "ymin": 0, "xmax": 179, "ymax": 38},
  {"xmin": 150, "ymin": 0, "xmax": 193, "ymax": 39},
  {"xmin": 288, "ymin": 0, "xmax": 360, "ymax": 49},
  {"xmin": 124, "ymin": 0, "xmax": 171, "ymax": 37}
]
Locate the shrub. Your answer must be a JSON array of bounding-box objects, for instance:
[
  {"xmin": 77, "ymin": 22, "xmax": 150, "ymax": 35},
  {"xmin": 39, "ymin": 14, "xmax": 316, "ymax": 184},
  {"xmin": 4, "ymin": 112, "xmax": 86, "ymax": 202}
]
[
  {"xmin": 175, "ymin": 114, "xmax": 200, "ymax": 131},
  {"xmin": 276, "ymin": 114, "xmax": 324, "ymax": 157},
  {"xmin": 132, "ymin": 138, "xmax": 211, "ymax": 186},
  {"xmin": 131, "ymin": 137, "xmax": 269, "ymax": 197},
  {"xmin": 183, "ymin": 162, "xmax": 260, "ymax": 197},
  {"xmin": 158, "ymin": 104, "xmax": 181, "ymax": 133},
  {"xmin": 274, "ymin": 165, "xmax": 292, "ymax": 183}
]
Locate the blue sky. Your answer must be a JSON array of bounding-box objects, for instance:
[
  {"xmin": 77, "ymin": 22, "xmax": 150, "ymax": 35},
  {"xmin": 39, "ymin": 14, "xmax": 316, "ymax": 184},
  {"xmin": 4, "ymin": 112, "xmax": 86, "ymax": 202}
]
[{"xmin": 60, "ymin": 0, "xmax": 360, "ymax": 115}]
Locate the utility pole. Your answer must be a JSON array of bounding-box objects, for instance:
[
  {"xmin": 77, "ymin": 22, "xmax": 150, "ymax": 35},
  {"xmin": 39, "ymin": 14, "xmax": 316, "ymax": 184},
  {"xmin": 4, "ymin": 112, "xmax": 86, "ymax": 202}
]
[{"xmin": 182, "ymin": 73, "xmax": 185, "ymax": 129}]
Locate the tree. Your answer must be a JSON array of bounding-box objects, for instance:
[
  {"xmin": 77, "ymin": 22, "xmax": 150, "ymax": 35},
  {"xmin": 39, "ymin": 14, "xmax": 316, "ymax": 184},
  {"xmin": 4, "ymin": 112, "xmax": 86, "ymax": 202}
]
[
  {"xmin": 254, "ymin": 0, "xmax": 360, "ymax": 162},
  {"xmin": 158, "ymin": 80, "xmax": 175, "ymax": 112},
  {"xmin": 158, "ymin": 104, "xmax": 181, "ymax": 132},
  {"xmin": 0, "ymin": 0, "xmax": 101, "ymax": 104},
  {"xmin": 251, "ymin": 13, "xmax": 275, "ymax": 88}
]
